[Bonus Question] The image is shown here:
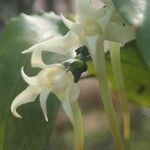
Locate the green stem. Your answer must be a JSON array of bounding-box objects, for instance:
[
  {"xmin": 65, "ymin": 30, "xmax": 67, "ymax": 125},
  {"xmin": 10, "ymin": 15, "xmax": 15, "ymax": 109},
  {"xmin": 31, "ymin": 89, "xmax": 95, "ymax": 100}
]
[
  {"xmin": 86, "ymin": 36, "xmax": 124, "ymax": 150},
  {"xmin": 71, "ymin": 101, "xmax": 84, "ymax": 150},
  {"xmin": 109, "ymin": 42, "xmax": 130, "ymax": 148}
]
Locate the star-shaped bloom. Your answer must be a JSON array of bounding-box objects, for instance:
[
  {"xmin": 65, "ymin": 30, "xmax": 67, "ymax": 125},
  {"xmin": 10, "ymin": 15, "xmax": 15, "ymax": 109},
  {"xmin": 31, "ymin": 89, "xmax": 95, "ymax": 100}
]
[
  {"xmin": 11, "ymin": 0, "xmax": 136, "ymax": 122},
  {"xmin": 11, "ymin": 64, "xmax": 79, "ymax": 122},
  {"xmin": 22, "ymin": 0, "xmax": 135, "ymax": 68},
  {"xmin": 61, "ymin": 0, "xmax": 136, "ymax": 59}
]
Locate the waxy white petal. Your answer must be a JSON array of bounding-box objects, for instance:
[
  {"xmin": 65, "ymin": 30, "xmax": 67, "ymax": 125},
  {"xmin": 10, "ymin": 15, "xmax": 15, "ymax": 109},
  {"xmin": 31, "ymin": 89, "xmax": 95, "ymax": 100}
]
[
  {"xmin": 97, "ymin": 3, "xmax": 113, "ymax": 30},
  {"xmin": 76, "ymin": 0, "xmax": 100, "ymax": 23},
  {"xmin": 22, "ymin": 31, "xmax": 81, "ymax": 55},
  {"xmin": 61, "ymin": 14, "xmax": 81, "ymax": 34},
  {"xmin": 40, "ymin": 89, "xmax": 51, "ymax": 121},
  {"xmin": 61, "ymin": 14, "xmax": 75, "ymax": 29},
  {"xmin": 51, "ymin": 71, "xmax": 72, "ymax": 101},
  {"xmin": 85, "ymin": 35, "xmax": 100, "ymax": 64},
  {"xmin": 60, "ymin": 72, "xmax": 79, "ymax": 124},
  {"xmin": 105, "ymin": 23, "xmax": 136, "ymax": 45},
  {"xmin": 11, "ymin": 86, "xmax": 41, "ymax": 118},
  {"xmin": 67, "ymin": 81, "xmax": 80, "ymax": 102},
  {"xmin": 31, "ymin": 48, "xmax": 47, "ymax": 69},
  {"xmin": 104, "ymin": 40, "xmax": 110, "ymax": 52},
  {"xmin": 21, "ymin": 67, "xmax": 51, "ymax": 87},
  {"xmin": 26, "ymin": 32, "xmax": 81, "ymax": 68},
  {"xmin": 21, "ymin": 67, "xmax": 40, "ymax": 86},
  {"xmin": 62, "ymin": 100, "xmax": 74, "ymax": 124},
  {"xmin": 76, "ymin": 0, "xmax": 91, "ymax": 12}
]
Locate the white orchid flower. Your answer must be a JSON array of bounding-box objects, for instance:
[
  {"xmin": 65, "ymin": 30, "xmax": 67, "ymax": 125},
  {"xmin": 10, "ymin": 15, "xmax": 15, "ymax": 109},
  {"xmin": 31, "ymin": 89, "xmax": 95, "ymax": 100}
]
[
  {"xmin": 22, "ymin": 31, "xmax": 82, "ymax": 69},
  {"xmin": 11, "ymin": 64, "xmax": 80, "ymax": 123},
  {"xmin": 21, "ymin": 0, "xmax": 135, "ymax": 69},
  {"xmin": 61, "ymin": 0, "xmax": 136, "ymax": 58},
  {"xmin": 10, "ymin": 1, "xmax": 134, "ymax": 148},
  {"xmin": 11, "ymin": 0, "xmax": 135, "ymax": 119},
  {"xmin": 11, "ymin": 0, "xmax": 136, "ymax": 123}
]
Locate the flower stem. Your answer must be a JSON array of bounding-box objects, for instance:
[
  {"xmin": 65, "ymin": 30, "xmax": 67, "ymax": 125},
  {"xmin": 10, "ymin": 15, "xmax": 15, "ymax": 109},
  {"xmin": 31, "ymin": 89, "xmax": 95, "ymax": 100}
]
[
  {"xmin": 109, "ymin": 42, "xmax": 130, "ymax": 149},
  {"xmin": 71, "ymin": 101, "xmax": 84, "ymax": 150},
  {"xmin": 87, "ymin": 36, "xmax": 124, "ymax": 150}
]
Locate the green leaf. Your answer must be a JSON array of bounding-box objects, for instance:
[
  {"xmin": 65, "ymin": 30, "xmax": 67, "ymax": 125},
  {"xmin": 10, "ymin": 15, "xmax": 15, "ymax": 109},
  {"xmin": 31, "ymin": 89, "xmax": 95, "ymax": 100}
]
[
  {"xmin": 0, "ymin": 12, "xmax": 68, "ymax": 150},
  {"xmin": 88, "ymin": 42, "xmax": 150, "ymax": 107},
  {"xmin": 136, "ymin": 10, "xmax": 150, "ymax": 68},
  {"xmin": 112, "ymin": 0, "xmax": 150, "ymax": 67}
]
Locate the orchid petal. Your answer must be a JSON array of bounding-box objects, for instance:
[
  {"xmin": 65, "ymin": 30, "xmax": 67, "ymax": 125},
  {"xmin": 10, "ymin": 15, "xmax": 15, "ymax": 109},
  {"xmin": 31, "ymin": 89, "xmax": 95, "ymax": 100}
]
[
  {"xmin": 51, "ymin": 71, "xmax": 72, "ymax": 101},
  {"xmin": 61, "ymin": 14, "xmax": 81, "ymax": 34},
  {"xmin": 22, "ymin": 31, "xmax": 81, "ymax": 55},
  {"xmin": 25, "ymin": 32, "xmax": 81, "ymax": 68},
  {"xmin": 104, "ymin": 40, "xmax": 110, "ymax": 52},
  {"xmin": 21, "ymin": 67, "xmax": 50, "ymax": 87},
  {"xmin": 11, "ymin": 86, "xmax": 41, "ymax": 118},
  {"xmin": 85, "ymin": 35, "xmax": 100, "ymax": 64},
  {"xmin": 39, "ymin": 89, "xmax": 51, "ymax": 121},
  {"xmin": 67, "ymin": 81, "xmax": 80, "ymax": 102},
  {"xmin": 62, "ymin": 77, "xmax": 80, "ymax": 123},
  {"xmin": 105, "ymin": 23, "xmax": 136, "ymax": 45},
  {"xmin": 62, "ymin": 100, "xmax": 74, "ymax": 124},
  {"xmin": 76, "ymin": 0, "xmax": 100, "ymax": 23},
  {"xmin": 31, "ymin": 48, "xmax": 47, "ymax": 69},
  {"xmin": 98, "ymin": 8, "xmax": 113, "ymax": 31},
  {"xmin": 21, "ymin": 67, "xmax": 41, "ymax": 86},
  {"xmin": 76, "ymin": 0, "xmax": 91, "ymax": 11}
]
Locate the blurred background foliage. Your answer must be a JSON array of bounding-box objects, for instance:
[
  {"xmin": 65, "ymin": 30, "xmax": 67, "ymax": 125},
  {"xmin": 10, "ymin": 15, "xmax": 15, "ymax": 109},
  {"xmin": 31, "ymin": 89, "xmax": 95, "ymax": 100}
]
[{"xmin": 0, "ymin": 0, "xmax": 150, "ymax": 150}]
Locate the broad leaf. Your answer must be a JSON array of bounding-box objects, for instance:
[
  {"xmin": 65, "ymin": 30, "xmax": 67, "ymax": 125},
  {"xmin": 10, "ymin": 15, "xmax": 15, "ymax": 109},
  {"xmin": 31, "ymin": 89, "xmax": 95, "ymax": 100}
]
[
  {"xmin": 0, "ymin": 12, "xmax": 68, "ymax": 150},
  {"xmin": 112, "ymin": 0, "xmax": 150, "ymax": 67}
]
